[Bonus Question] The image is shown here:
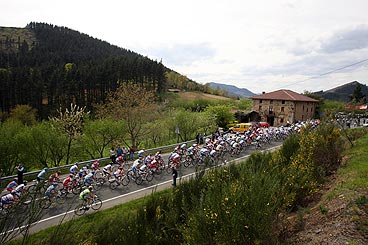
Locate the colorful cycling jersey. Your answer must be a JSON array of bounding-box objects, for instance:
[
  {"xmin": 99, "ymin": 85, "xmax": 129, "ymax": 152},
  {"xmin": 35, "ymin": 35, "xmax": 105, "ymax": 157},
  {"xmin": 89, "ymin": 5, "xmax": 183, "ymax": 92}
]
[
  {"xmin": 139, "ymin": 164, "xmax": 147, "ymax": 172},
  {"xmin": 79, "ymin": 188, "xmax": 90, "ymax": 200},
  {"xmin": 70, "ymin": 165, "xmax": 78, "ymax": 174},
  {"xmin": 137, "ymin": 150, "xmax": 145, "ymax": 157},
  {"xmin": 63, "ymin": 177, "xmax": 72, "ymax": 186},
  {"xmin": 103, "ymin": 164, "xmax": 112, "ymax": 172},
  {"xmin": 187, "ymin": 146, "xmax": 194, "ymax": 153},
  {"xmin": 7, "ymin": 180, "xmax": 18, "ymax": 190},
  {"xmin": 84, "ymin": 172, "xmax": 93, "ymax": 180},
  {"xmin": 200, "ymin": 148, "xmax": 208, "ymax": 156},
  {"xmin": 1, "ymin": 193, "xmax": 14, "ymax": 204},
  {"xmin": 210, "ymin": 149, "xmax": 216, "ymax": 157},
  {"xmin": 37, "ymin": 169, "xmax": 47, "ymax": 179},
  {"xmin": 15, "ymin": 184, "xmax": 25, "ymax": 193},
  {"xmin": 113, "ymin": 169, "xmax": 123, "ymax": 177},
  {"xmin": 45, "ymin": 185, "xmax": 56, "ymax": 196},
  {"xmin": 170, "ymin": 152, "xmax": 180, "ymax": 160},
  {"xmin": 133, "ymin": 159, "xmax": 141, "ymax": 168}
]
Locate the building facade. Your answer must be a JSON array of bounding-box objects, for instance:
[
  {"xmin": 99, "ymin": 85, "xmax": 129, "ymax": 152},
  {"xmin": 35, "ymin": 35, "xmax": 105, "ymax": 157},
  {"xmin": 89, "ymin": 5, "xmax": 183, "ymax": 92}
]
[{"xmin": 251, "ymin": 90, "xmax": 319, "ymax": 127}]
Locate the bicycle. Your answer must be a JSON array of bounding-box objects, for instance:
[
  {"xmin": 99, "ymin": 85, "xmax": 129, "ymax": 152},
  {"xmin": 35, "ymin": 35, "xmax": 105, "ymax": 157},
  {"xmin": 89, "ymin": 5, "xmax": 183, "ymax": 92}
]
[
  {"xmin": 39, "ymin": 190, "xmax": 66, "ymax": 209},
  {"xmin": 74, "ymin": 195, "xmax": 102, "ymax": 216}
]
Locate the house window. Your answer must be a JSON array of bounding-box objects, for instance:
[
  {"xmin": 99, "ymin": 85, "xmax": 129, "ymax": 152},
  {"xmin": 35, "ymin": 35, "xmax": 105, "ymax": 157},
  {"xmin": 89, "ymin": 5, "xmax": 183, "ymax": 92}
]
[
  {"xmin": 281, "ymin": 107, "xmax": 284, "ymax": 112},
  {"xmin": 306, "ymin": 107, "xmax": 309, "ymax": 112},
  {"xmin": 282, "ymin": 100, "xmax": 285, "ymax": 104},
  {"xmin": 260, "ymin": 99, "xmax": 263, "ymax": 103},
  {"xmin": 259, "ymin": 105, "xmax": 262, "ymax": 111},
  {"xmin": 280, "ymin": 118, "xmax": 284, "ymax": 123},
  {"xmin": 270, "ymin": 100, "xmax": 273, "ymax": 104}
]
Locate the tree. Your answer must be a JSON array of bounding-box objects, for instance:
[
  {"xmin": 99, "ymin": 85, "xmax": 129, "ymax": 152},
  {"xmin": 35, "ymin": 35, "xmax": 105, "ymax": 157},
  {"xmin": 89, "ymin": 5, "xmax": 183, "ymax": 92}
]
[
  {"xmin": 95, "ymin": 81, "xmax": 158, "ymax": 148},
  {"xmin": 205, "ymin": 105, "xmax": 235, "ymax": 128},
  {"xmin": 0, "ymin": 120, "xmax": 25, "ymax": 175},
  {"xmin": 9, "ymin": 104, "xmax": 38, "ymax": 126},
  {"xmin": 349, "ymin": 83, "xmax": 366, "ymax": 104},
  {"xmin": 49, "ymin": 103, "xmax": 90, "ymax": 165},
  {"xmin": 78, "ymin": 119, "xmax": 126, "ymax": 158}
]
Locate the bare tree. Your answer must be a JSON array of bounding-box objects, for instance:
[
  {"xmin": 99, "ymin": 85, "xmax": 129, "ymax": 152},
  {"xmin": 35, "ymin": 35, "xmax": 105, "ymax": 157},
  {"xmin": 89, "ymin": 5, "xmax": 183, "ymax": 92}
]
[{"xmin": 95, "ymin": 81, "xmax": 158, "ymax": 148}]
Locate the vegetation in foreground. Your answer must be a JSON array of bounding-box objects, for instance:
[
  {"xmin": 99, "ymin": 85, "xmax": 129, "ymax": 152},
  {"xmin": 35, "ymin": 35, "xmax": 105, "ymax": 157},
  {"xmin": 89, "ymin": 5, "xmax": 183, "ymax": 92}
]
[{"xmin": 7, "ymin": 123, "xmax": 365, "ymax": 244}]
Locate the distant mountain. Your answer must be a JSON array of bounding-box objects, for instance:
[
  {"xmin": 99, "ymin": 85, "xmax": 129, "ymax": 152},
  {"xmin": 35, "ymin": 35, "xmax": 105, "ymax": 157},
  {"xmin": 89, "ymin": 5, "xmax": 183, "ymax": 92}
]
[
  {"xmin": 313, "ymin": 81, "xmax": 368, "ymax": 102},
  {"xmin": 208, "ymin": 82, "xmax": 256, "ymax": 98}
]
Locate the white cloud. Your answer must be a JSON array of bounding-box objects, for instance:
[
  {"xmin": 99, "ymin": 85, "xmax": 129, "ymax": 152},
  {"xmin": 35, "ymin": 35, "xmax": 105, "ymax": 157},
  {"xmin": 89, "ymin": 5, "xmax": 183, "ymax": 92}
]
[{"xmin": 1, "ymin": 0, "xmax": 368, "ymax": 94}]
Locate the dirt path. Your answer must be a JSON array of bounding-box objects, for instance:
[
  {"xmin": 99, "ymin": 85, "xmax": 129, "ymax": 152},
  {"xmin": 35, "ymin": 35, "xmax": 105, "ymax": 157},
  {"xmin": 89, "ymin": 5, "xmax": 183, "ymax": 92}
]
[{"xmin": 285, "ymin": 174, "xmax": 368, "ymax": 244}]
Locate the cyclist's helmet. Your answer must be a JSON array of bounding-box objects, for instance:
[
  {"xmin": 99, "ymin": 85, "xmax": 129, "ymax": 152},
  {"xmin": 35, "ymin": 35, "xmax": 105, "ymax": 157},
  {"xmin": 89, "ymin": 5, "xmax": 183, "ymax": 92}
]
[
  {"xmin": 91, "ymin": 171, "xmax": 95, "ymax": 175},
  {"xmin": 88, "ymin": 186, "xmax": 93, "ymax": 191},
  {"xmin": 193, "ymin": 144, "xmax": 198, "ymax": 147},
  {"xmin": 14, "ymin": 177, "xmax": 18, "ymax": 181},
  {"xmin": 52, "ymin": 182, "xmax": 58, "ymax": 187},
  {"xmin": 44, "ymin": 167, "xmax": 48, "ymax": 171},
  {"xmin": 69, "ymin": 174, "xmax": 74, "ymax": 178}
]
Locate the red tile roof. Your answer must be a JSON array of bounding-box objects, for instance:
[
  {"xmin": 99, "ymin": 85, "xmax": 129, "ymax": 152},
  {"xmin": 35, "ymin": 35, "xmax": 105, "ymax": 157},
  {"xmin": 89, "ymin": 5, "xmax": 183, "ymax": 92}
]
[{"xmin": 251, "ymin": 89, "xmax": 319, "ymax": 102}]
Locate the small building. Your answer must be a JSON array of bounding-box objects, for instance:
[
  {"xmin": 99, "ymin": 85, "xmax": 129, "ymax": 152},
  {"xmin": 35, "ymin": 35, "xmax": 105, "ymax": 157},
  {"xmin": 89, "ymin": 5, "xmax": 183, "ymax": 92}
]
[{"xmin": 251, "ymin": 89, "xmax": 319, "ymax": 127}]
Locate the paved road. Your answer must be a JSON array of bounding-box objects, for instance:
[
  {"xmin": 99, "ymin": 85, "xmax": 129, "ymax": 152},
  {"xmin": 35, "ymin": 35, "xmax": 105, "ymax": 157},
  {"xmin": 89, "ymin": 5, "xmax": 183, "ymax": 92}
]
[{"xmin": 6, "ymin": 140, "xmax": 283, "ymax": 240}]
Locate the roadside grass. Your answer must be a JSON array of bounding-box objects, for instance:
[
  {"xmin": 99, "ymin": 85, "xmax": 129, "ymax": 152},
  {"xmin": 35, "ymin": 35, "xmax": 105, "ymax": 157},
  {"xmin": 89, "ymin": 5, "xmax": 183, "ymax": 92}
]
[
  {"xmin": 8, "ymin": 189, "xmax": 172, "ymax": 245},
  {"xmin": 325, "ymin": 133, "xmax": 368, "ymax": 200}
]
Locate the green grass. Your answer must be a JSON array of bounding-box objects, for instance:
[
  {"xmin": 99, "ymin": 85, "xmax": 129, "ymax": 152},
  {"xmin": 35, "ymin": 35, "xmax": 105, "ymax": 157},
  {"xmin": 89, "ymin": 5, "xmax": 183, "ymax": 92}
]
[
  {"xmin": 7, "ymin": 189, "xmax": 173, "ymax": 245},
  {"xmin": 325, "ymin": 133, "xmax": 368, "ymax": 200}
]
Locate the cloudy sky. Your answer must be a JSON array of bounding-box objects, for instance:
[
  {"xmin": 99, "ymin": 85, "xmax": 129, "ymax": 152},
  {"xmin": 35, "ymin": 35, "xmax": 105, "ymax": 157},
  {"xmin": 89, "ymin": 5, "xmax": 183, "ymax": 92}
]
[{"xmin": 2, "ymin": 0, "xmax": 368, "ymax": 93}]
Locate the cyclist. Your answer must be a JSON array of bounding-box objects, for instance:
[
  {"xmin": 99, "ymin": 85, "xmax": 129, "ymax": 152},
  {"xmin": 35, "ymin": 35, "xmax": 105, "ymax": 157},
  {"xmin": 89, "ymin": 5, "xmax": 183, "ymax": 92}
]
[
  {"xmin": 79, "ymin": 186, "xmax": 94, "ymax": 209},
  {"xmin": 103, "ymin": 164, "xmax": 113, "ymax": 178},
  {"xmin": 91, "ymin": 161, "xmax": 100, "ymax": 171},
  {"xmin": 6, "ymin": 178, "xmax": 18, "ymax": 192},
  {"xmin": 132, "ymin": 158, "xmax": 143, "ymax": 173},
  {"xmin": 144, "ymin": 154, "xmax": 153, "ymax": 165},
  {"xmin": 48, "ymin": 170, "xmax": 61, "ymax": 184},
  {"xmin": 170, "ymin": 152, "xmax": 181, "ymax": 168},
  {"xmin": 78, "ymin": 166, "xmax": 88, "ymax": 178},
  {"xmin": 14, "ymin": 183, "xmax": 26, "ymax": 197},
  {"xmin": 137, "ymin": 149, "xmax": 145, "ymax": 158},
  {"xmin": 84, "ymin": 171, "xmax": 95, "ymax": 186},
  {"xmin": 37, "ymin": 167, "xmax": 48, "ymax": 182},
  {"xmin": 44, "ymin": 182, "xmax": 58, "ymax": 199},
  {"xmin": 113, "ymin": 167, "xmax": 124, "ymax": 181},
  {"xmin": 1, "ymin": 192, "xmax": 15, "ymax": 208},
  {"xmin": 62, "ymin": 174, "xmax": 74, "ymax": 193},
  {"xmin": 70, "ymin": 164, "xmax": 79, "ymax": 175}
]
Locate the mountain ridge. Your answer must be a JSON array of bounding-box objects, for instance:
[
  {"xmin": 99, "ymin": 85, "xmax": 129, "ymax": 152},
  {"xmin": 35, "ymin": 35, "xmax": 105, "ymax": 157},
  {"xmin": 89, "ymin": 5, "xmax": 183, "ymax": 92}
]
[{"xmin": 207, "ymin": 82, "xmax": 256, "ymax": 98}]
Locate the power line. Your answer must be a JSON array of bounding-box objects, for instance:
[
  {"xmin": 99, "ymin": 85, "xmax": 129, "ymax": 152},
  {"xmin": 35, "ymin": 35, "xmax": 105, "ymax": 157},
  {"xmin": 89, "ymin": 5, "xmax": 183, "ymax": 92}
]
[{"xmin": 283, "ymin": 58, "xmax": 368, "ymax": 88}]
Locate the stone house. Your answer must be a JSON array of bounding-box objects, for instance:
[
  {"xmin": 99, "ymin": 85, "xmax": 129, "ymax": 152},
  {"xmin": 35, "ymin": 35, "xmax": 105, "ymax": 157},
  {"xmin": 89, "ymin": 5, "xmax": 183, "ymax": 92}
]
[{"xmin": 251, "ymin": 89, "xmax": 319, "ymax": 127}]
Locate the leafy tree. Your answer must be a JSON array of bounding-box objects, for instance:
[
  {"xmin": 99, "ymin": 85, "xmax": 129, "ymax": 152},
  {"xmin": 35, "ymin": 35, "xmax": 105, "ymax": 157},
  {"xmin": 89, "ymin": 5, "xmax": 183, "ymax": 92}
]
[
  {"xmin": 49, "ymin": 103, "xmax": 90, "ymax": 165},
  {"xmin": 20, "ymin": 122, "xmax": 53, "ymax": 168},
  {"xmin": 0, "ymin": 120, "xmax": 25, "ymax": 175},
  {"xmin": 95, "ymin": 81, "xmax": 158, "ymax": 148},
  {"xmin": 9, "ymin": 104, "xmax": 38, "ymax": 126},
  {"xmin": 205, "ymin": 105, "xmax": 235, "ymax": 128},
  {"xmin": 79, "ymin": 119, "xmax": 126, "ymax": 158}
]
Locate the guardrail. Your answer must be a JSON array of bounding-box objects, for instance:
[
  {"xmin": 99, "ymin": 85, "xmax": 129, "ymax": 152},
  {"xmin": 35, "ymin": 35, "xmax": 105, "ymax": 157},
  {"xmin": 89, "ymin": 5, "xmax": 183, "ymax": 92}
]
[{"xmin": 0, "ymin": 139, "xmax": 198, "ymax": 186}]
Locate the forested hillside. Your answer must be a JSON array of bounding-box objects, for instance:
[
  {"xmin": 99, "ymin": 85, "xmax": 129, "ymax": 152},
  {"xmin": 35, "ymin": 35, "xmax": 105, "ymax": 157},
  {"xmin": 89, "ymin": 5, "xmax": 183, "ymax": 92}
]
[{"xmin": 0, "ymin": 22, "xmax": 167, "ymax": 118}]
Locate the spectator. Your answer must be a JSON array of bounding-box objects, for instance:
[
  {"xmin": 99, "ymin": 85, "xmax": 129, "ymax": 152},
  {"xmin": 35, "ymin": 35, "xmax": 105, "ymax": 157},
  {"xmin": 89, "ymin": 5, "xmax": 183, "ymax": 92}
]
[
  {"xmin": 172, "ymin": 165, "xmax": 178, "ymax": 187},
  {"xmin": 129, "ymin": 146, "xmax": 135, "ymax": 160},
  {"xmin": 116, "ymin": 145, "xmax": 123, "ymax": 157},
  {"xmin": 110, "ymin": 147, "xmax": 116, "ymax": 164},
  {"xmin": 122, "ymin": 147, "xmax": 128, "ymax": 160},
  {"xmin": 196, "ymin": 133, "xmax": 200, "ymax": 144},
  {"xmin": 17, "ymin": 164, "xmax": 25, "ymax": 185}
]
